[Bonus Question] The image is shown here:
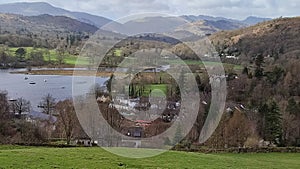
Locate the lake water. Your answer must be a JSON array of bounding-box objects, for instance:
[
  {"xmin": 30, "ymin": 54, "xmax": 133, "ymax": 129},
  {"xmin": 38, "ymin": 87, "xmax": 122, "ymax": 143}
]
[{"xmin": 0, "ymin": 69, "xmax": 109, "ymax": 111}]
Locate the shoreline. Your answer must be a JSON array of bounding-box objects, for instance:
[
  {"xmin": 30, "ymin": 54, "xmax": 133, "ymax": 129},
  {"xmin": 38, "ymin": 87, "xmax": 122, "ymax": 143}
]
[{"xmin": 10, "ymin": 69, "xmax": 116, "ymax": 77}]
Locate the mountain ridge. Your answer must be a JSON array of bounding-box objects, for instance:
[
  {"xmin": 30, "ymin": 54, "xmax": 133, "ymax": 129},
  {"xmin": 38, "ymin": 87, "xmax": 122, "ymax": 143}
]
[
  {"xmin": 0, "ymin": 2, "xmax": 112, "ymax": 28},
  {"xmin": 181, "ymin": 15, "xmax": 271, "ymax": 25},
  {"xmin": 0, "ymin": 13, "xmax": 98, "ymax": 48},
  {"xmin": 0, "ymin": 2, "xmax": 272, "ymax": 29}
]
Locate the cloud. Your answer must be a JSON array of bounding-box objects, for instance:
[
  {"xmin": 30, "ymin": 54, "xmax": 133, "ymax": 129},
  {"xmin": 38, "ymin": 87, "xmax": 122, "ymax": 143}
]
[{"xmin": 0, "ymin": 0, "xmax": 299, "ymax": 19}]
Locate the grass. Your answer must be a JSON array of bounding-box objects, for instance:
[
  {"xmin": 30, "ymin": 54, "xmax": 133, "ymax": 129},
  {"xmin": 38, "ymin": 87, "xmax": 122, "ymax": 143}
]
[
  {"xmin": 0, "ymin": 146, "xmax": 299, "ymax": 168},
  {"xmin": 114, "ymin": 49, "xmax": 122, "ymax": 57},
  {"xmin": 9, "ymin": 47, "xmax": 90, "ymax": 66},
  {"xmin": 144, "ymin": 84, "xmax": 168, "ymax": 97},
  {"xmin": 126, "ymin": 84, "xmax": 168, "ymax": 97}
]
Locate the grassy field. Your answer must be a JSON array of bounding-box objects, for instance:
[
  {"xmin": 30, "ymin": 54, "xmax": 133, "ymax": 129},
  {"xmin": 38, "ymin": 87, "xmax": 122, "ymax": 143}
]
[
  {"xmin": 139, "ymin": 84, "xmax": 168, "ymax": 97},
  {"xmin": 0, "ymin": 146, "xmax": 299, "ymax": 168},
  {"xmin": 125, "ymin": 84, "xmax": 168, "ymax": 97},
  {"xmin": 9, "ymin": 47, "xmax": 90, "ymax": 66}
]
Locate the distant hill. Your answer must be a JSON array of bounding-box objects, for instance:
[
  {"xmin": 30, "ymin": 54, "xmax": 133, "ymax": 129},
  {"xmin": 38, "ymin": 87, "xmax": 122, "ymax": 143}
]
[
  {"xmin": 242, "ymin": 16, "xmax": 272, "ymax": 25},
  {"xmin": 105, "ymin": 16, "xmax": 247, "ymax": 38},
  {"xmin": 182, "ymin": 15, "xmax": 271, "ymax": 26},
  {"xmin": 0, "ymin": 2, "xmax": 112, "ymax": 28},
  {"xmin": 0, "ymin": 13, "xmax": 98, "ymax": 47},
  {"xmin": 0, "ymin": 13, "xmax": 98, "ymax": 34},
  {"xmin": 104, "ymin": 16, "xmax": 188, "ymax": 35},
  {"xmin": 182, "ymin": 15, "xmax": 240, "ymax": 23}
]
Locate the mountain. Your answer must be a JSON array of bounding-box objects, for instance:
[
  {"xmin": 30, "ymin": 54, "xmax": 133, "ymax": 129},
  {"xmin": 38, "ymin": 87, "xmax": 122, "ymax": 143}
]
[
  {"xmin": 104, "ymin": 15, "xmax": 247, "ymax": 38},
  {"xmin": 182, "ymin": 15, "xmax": 271, "ymax": 26},
  {"xmin": 242, "ymin": 16, "xmax": 272, "ymax": 25},
  {"xmin": 0, "ymin": 2, "xmax": 112, "ymax": 28},
  {"xmin": 0, "ymin": 13, "xmax": 98, "ymax": 34},
  {"xmin": 210, "ymin": 17, "xmax": 300, "ymax": 62},
  {"xmin": 104, "ymin": 16, "xmax": 188, "ymax": 35},
  {"xmin": 0, "ymin": 2, "xmax": 272, "ymax": 33},
  {"xmin": 0, "ymin": 13, "xmax": 98, "ymax": 47},
  {"xmin": 204, "ymin": 20, "xmax": 245, "ymax": 30},
  {"xmin": 182, "ymin": 15, "xmax": 239, "ymax": 23}
]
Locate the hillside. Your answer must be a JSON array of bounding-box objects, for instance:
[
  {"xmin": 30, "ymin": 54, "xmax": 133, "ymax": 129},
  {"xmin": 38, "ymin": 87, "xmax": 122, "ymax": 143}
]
[
  {"xmin": 242, "ymin": 16, "xmax": 272, "ymax": 25},
  {"xmin": 25, "ymin": 14, "xmax": 98, "ymax": 33},
  {"xmin": 0, "ymin": 13, "xmax": 98, "ymax": 48},
  {"xmin": 210, "ymin": 17, "xmax": 300, "ymax": 62},
  {"xmin": 0, "ymin": 2, "xmax": 112, "ymax": 28}
]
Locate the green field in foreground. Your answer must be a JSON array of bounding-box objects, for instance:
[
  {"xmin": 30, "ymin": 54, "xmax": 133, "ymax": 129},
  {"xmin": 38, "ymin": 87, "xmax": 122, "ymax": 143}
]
[{"xmin": 0, "ymin": 146, "xmax": 299, "ymax": 169}]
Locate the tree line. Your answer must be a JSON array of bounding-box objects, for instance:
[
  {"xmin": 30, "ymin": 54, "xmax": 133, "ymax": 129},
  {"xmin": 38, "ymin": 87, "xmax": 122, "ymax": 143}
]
[{"xmin": 0, "ymin": 45, "xmax": 68, "ymax": 69}]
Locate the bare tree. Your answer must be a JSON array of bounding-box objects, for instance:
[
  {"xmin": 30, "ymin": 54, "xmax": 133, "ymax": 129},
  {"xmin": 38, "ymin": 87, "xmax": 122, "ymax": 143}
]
[
  {"xmin": 0, "ymin": 91, "xmax": 10, "ymax": 118},
  {"xmin": 39, "ymin": 94, "xmax": 56, "ymax": 115},
  {"xmin": 56, "ymin": 99, "xmax": 77, "ymax": 145},
  {"xmin": 224, "ymin": 110, "xmax": 251, "ymax": 147},
  {"xmin": 56, "ymin": 46, "xmax": 66, "ymax": 65},
  {"xmin": 0, "ymin": 91, "xmax": 14, "ymax": 143},
  {"xmin": 12, "ymin": 97, "xmax": 31, "ymax": 117}
]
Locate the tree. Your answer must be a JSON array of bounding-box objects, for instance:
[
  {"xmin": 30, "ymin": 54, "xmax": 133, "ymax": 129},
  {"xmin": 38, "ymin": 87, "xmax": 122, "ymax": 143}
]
[
  {"xmin": 266, "ymin": 66, "xmax": 285, "ymax": 85},
  {"xmin": 285, "ymin": 98, "xmax": 300, "ymax": 146},
  {"xmin": 56, "ymin": 99, "xmax": 77, "ymax": 145},
  {"xmin": 15, "ymin": 47, "xmax": 26, "ymax": 62},
  {"xmin": 0, "ymin": 91, "xmax": 10, "ymax": 118},
  {"xmin": 43, "ymin": 49, "xmax": 51, "ymax": 63},
  {"xmin": 0, "ymin": 91, "xmax": 14, "ymax": 143},
  {"xmin": 129, "ymin": 83, "xmax": 135, "ymax": 97},
  {"xmin": 39, "ymin": 94, "xmax": 56, "ymax": 115},
  {"xmin": 15, "ymin": 120, "xmax": 47, "ymax": 144},
  {"xmin": 255, "ymin": 54, "xmax": 264, "ymax": 67},
  {"xmin": 195, "ymin": 73, "xmax": 202, "ymax": 91},
  {"xmin": 0, "ymin": 91, "xmax": 8, "ymax": 108},
  {"xmin": 0, "ymin": 92, "xmax": 46, "ymax": 144},
  {"xmin": 254, "ymin": 54, "xmax": 264, "ymax": 78},
  {"xmin": 282, "ymin": 112, "xmax": 298, "ymax": 146},
  {"xmin": 106, "ymin": 74, "xmax": 114, "ymax": 94},
  {"xmin": 0, "ymin": 45, "xmax": 11, "ymax": 68},
  {"xmin": 224, "ymin": 110, "xmax": 250, "ymax": 147},
  {"xmin": 11, "ymin": 98, "xmax": 31, "ymax": 117},
  {"xmin": 174, "ymin": 70, "xmax": 186, "ymax": 100},
  {"xmin": 173, "ymin": 124, "xmax": 183, "ymax": 145},
  {"xmin": 29, "ymin": 50, "xmax": 44, "ymax": 66},
  {"xmin": 258, "ymin": 103, "xmax": 269, "ymax": 138},
  {"xmin": 286, "ymin": 98, "xmax": 300, "ymax": 115},
  {"xmin": 264, "ymin": 100, "xmax": 282, "ymax": 144},
  {"xmin": 56, "ymin": 47, "xmax": 66, "ymax": 65},
  {"xmin": 242, "ymin": 66, "xmax": 249, "ymax": 75}
]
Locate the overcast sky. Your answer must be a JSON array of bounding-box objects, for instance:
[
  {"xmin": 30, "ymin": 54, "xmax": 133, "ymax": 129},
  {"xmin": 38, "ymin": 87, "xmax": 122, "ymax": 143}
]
[{"xmin": 0, "ymin": 0, "xmax": 299, "ymax": 20}]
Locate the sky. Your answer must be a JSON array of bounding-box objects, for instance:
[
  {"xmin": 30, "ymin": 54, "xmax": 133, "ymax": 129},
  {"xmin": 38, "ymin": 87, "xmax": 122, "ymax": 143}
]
[{"xmin": 0, "ymin": 0, "xmax": 299, "ymax": 20}]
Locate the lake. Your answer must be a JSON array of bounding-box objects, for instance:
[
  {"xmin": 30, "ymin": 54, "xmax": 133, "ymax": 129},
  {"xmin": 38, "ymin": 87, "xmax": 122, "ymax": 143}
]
[{"xmin": 0, "ymin": 69, "xmax": 109, "ymax": 111}]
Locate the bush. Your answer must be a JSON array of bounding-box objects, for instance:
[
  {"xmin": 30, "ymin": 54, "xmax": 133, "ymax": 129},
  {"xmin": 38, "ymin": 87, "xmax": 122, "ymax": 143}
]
[
  {"xmin": 15, "ymin": 121, "xmax": 47, "ymax": 144},
  {"xmin": 244, "ymin": 135, "xmax": 261, "ymax": 148}
]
